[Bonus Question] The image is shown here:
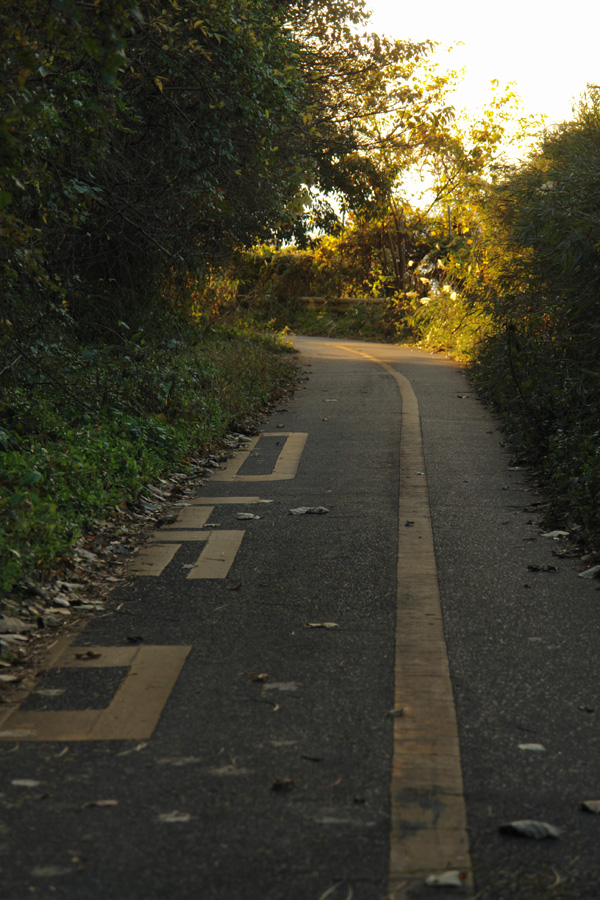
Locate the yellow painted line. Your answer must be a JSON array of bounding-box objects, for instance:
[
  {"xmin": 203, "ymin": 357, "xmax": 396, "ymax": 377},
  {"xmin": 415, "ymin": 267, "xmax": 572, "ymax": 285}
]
[
  {"xmin": 189, "ymin": 497, "xmax": 264, "ymax": 505},
  {"xmin": 335, "ymin": 345, "xmax": 472, "ymax": 897},
  {"xmin": 128, "ymin": 543, "xmax": 181, "ymax": 576},
  {"xmin": 148, "ymin": 530, "xmax": 210, "ymax": 543},
  {"xmin": 130, "ymin": 530, "xmax": 245, "ymax": 579},
  {"xmin": 0, "ymin": 645, "xmax": 191, "ymax": 741},
  {"xmin": 186, "ymin": 530, "xmax": 245, "ymax": 579},
  {"xmin": 211, "ymin": 432, "xmax": 308, "ymax": 482},
  {"xmin": 162, "ymin": 505, "xmax": 213, "ymax": 529}
]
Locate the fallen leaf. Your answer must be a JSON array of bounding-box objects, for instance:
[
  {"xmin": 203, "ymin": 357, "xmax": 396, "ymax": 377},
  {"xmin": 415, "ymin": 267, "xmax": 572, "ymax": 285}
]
[
  {"xmin": 252, "ymin": 673, "xmax": 270, "ymax": 682},
  {"xmin": 305, "ymin": 622, "xmax": 339, "ymax": 629},
  {"xmin": 388, "ymin": 708, "xmax": 404, "ymax": 718},
  {"xmin": 237, "ymin": 513, "xmax": 262, "ymax": 520},
  {"xmin": 83, "ymin": 799, "xmax": 118, "ymax": 808},
  {"xmin": 579, "ymin": 565, "xmax": 600, "ymax": 579},
  {"xmin": 289, "ymin": 506, "xmax": 329, "ymax": 515},
  {"xmin": 158, "ymin": 811, "xmax": 191, "ymax": 823},
  {"xmin": 75, "ymin": 549, "xmax": 98, "ymax": 562},
  {"xmin": 581, "ymin": 800, "xmax": 600, "ymax": 813},
  {"xmin": 157, "ymin": 757, "xmax": 202, "ymax": 766},
  {"xmin": 263, "ymin": 682, "xmax": 299, "ymax": 692},
  {"xmin": 12, "ymin": 779, "xmax": 41, "ymax": 788},
  {"xmin": 0, "ymin": 615, "xmax": 34, "ymax": 634},
  {"xmin": 318, "ymin": 886, "xmax": 353, "ymax": 900},
  {"xmin": 75, "ymin": 651, "xmax": 102, "ymax": 660},
  {"xmin": 425, "ymin": 870, "xmax": 467, "ymax": 887},
  {"xmin": 499, "ymin": 819, "xmax": 560, "ymax": 839},
  {"xmin": 518, "ymin": 743, "xmax": 546, "ymax": 752},
  {"xmin": 32, "ymin": 866, "xmax": 74, "ymax": 878},
  {"xmin": 541, "ymin": 530, "xmax": 570, "ymax": 538}
]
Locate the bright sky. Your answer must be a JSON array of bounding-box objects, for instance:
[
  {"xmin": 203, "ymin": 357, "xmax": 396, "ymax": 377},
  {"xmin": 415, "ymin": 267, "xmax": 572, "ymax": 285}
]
[{"xmin": 367, "ymin": 0, "xmax": 600, "ymax": 126}]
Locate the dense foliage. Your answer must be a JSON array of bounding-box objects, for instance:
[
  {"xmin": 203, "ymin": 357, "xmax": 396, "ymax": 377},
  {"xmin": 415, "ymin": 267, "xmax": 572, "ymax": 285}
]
[
  {"xmin": 464, "ymin": 91, "xmax": 600, "ymax": 538},
  {"xmin": 0, "ymin": 321, "xmax": 294, "ymax": 594},
  {"xmin": 4, "ymin": 0, "xmax": 598, "ymax": 590},
  {"xmin": 0, "ymin": 0, "xmax": 448, "ymax": 333},
  {"xmin": 1, "ymin": 0, "xmax": 459, "ymax": 592},
  {"xmin": 229, "ymin": 84, "xmax": 600, "ymax": 542}
]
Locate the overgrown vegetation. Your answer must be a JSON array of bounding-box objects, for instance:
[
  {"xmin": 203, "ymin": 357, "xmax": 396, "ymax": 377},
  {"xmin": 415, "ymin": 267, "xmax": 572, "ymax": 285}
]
[
  {"xmin": 1, "ymin": 0, "xmax": 453, "ymax": 595},
  {"xmin": 2, "ymin": 0, "xmax": 599, "ymax": 595},
  {"xmin": 1, "ymin": 319, "xmax": 294, "ymax": 594},
  {"xmin": 227, "ymin": 84, "xmax": 600, "ymax": 544},
  {"xmin": 464, "ymin": 91, "xmax": 600, "ymax": 539}
]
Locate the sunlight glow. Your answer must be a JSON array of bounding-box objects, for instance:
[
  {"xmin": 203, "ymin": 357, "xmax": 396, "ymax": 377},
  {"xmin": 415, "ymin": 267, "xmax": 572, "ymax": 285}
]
[{"xmin": 367, "ymin": 0, "xmax": 600, "ymax": 126}]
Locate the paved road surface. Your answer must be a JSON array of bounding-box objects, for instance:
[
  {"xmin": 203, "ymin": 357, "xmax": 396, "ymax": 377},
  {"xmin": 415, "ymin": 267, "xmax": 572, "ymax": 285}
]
[{"xmin": 1, "ymin": 336, "xmax": 599, "ymax": 900}]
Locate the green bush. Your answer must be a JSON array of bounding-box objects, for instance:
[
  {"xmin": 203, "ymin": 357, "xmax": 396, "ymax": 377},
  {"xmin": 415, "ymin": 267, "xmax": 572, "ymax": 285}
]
[
  {"xmin": 464, "ymin": 92, "xmax": 600, "ymax": 537},
  {"xmin": 0, "ymin": 322, "xmax": 295, "ymax": 594}
]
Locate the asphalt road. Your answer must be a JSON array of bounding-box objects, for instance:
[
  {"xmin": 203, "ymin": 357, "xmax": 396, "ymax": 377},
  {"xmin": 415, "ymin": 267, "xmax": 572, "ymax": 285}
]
[{"xmin": 1, "ymin": 336, "xmax": 599, "ymax": 900}]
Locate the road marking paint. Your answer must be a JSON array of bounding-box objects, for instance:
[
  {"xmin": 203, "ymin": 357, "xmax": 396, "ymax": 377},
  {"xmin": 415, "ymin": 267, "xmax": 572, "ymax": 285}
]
[
  {"xmin": 186, "ymin": 530, "xmax": 245, "ymax": 579},
  {"xmin": 161, "ymin": 505, "xmax": 214, "ymax": 529},
  {"xmin": 211, "ymin": 432, "xmax": 308, "ymax": 481},
  {"xmin": 129, "ymin": 543, "xmax": 181, "ymax": 576},
  {"xmin": 130, "ymin": 531, "xmax": 245, "ymax": 580},
  {"xmin": 0, "ymin": 645, "xmax": 191, "ymax": 741},
  {"xmin": 148, "ymin": 530, "xmax": 211, "ymax": 543},
  {"xmin": 335, "ymin": 345, "xmax": 472, "ymax": 897},
  {"xmin": 188, "ymin": 497, "xmax": 264, "ymax": 505}
]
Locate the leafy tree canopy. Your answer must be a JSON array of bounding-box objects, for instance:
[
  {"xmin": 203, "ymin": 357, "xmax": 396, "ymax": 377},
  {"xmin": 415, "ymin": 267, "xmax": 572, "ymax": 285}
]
[{"xmin": 0, "ymin": 0, "xmax": 459, "ymax": 331}]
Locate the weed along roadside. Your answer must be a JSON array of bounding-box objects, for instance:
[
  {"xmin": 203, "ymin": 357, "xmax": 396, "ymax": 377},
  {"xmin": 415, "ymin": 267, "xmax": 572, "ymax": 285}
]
[{"xmin": 0, "ymin": 322, "xmax": 298, "ymax": 682}]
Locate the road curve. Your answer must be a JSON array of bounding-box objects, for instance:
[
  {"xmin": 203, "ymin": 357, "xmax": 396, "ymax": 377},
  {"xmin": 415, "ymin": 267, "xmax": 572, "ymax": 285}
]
[{"xmin": 0, "ymin": 336, "xmax": 599, "ymax": 900}]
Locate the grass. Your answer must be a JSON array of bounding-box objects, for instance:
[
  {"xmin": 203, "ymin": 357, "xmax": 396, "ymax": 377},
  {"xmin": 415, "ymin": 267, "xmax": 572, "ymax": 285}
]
[{"xmin": 0, "ymin": 319, "xmax": 297, "ymax": 596}]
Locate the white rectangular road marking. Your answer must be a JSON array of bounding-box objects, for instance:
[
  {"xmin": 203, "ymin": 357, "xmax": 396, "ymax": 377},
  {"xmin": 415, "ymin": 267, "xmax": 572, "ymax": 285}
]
[
  {"xmin": 189, "ymin": 497, "xmax": 264, "ymax": 505},
  {"xmin": 148, "ymin": 530, "xmax": 211, "ymax": 543},
  {"xmin": 128, "ymin": 496, "xmax": 279, "ymax": 580},
  {"xmin": 161, "ymin": 505, "xmax": 213, "ymax": 529},
  {"xmin": 0, "ymin": 645, "xmax": 192, "ymax": 742},
  {"xmin": 211, "ymin": 433, "xmax": 308, "ymax": 482},
  {"xmin": 187, "ymin": 531, "xmax": 245, "ymax": 579},
  {"xmin": 129, "ymin": 543, "xmax": 182, "ymax": 577},
  {"xmin": 129, "ymin": 530, "xmax": 244, "ymax": 579}
]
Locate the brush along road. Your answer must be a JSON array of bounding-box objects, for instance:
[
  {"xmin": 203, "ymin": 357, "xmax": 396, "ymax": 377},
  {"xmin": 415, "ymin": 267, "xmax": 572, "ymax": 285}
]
[{"xmin": 0, "ymin": 336, "xmax": 599, "ymax": 900}]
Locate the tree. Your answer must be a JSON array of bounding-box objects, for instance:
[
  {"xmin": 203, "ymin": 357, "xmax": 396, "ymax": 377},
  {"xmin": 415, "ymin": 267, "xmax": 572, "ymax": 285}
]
[{"xmin": 0, "ymin": 0, "xmax": 455, "ymax": 332}]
